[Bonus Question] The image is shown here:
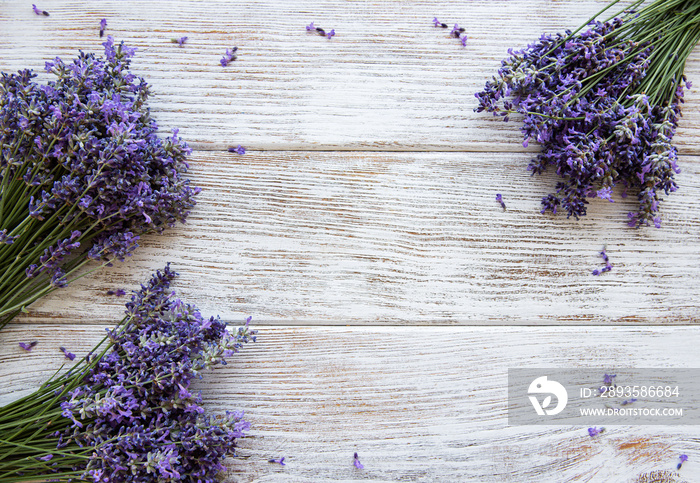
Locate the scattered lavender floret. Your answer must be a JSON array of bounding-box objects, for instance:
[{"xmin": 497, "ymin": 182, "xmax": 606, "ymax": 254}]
[
  {"xmin": 38, "ymin": 454, "xmax": 53, "ymax": 461},
  {"xmin": 588, "ymin": 426, "xmax": 603, "ymax": 437},
  {"xmin": 306, "ymin": 22, "xmax": 315, "ymax": 31},
  {"xmin": 268, "ymin": 457, "xmax": 286, "ymax": 466},
  {"xmin": 450, "ymin": 24, "xmax": 465, "ymax": 38},
  {"xmin": 432, "ymin": 18, "xmax": 448, "ymax": 28},
  {"xmin": 171, "ymin": 36, "xmax": 188, "ymax": 47},
  {"xmin": 460, "ymin": 34, "xmax": 468, "ymax": 47},
  {"xmin": 106, "ymin": 289, "xmax": 127, "ymax": 296},
  {"xmin": 621, "ymin": 398, "xmax": 637, "ymax": 405},
  {"xmin": 495, "ymin": 193, "xmax": 506, "ymax": 211},
  {"xmin": 603, "ymin": 373, "xmax": 616, "ymax": 384},
  {"xmin": 228, "ymin": 145, "xmax": 246, "ymax": 155},
  {"xmin": 220, "ymin": 47, "xmax": 238, "ymax": 67},
  {"xmin": 99, "ymin": 18, "xmax": 107, "ymax": 37},
  {"xmin": 678, "ymin": 454, "xmax": 688, "ymax": 470},
  {"xmin": 326, "ymin": 29, "xmax": 336, "ymax": 40},
  {"xmin": 19, "ymin": 341, "xmax": 38, "ymax": 351},
  {"xmin": 59, "ymin": 346, "xmax": 76, "ymax": 361},
  {"xmin": 32, "ymin": 4, "xmax": 49, "ymax": 16},
  {"xmin": 592, "ymin": 248, "xmax": 613, "ymax": 276},
  {"xmin": 353, "ymin": 452, "xmax": 364, "ymax": 469}
]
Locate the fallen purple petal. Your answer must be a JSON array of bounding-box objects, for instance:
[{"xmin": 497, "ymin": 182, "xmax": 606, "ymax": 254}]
[{"xmin": 19, "ymin": 341, "xmax": 38, "ymax": 351}]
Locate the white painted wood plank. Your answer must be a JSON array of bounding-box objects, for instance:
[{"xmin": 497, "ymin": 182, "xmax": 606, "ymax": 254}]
[
  {"xmin": 12, "ymin": 150, "xmax": 700, "ymax": 325},
  {"xmin": 2, "ymin": 0, "xmax": 700, "ymax": 152},
  {"xmin": 1, "ymin": 325, "xmax": 698, "ymax": 482}
]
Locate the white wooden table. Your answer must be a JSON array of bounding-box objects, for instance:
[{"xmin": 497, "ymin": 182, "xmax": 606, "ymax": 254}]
[{"xmin": 1, "ymin": 1, "xmax": 699, "ymax": 481}]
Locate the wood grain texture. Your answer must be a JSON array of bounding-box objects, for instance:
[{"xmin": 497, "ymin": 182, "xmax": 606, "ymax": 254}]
[
  {"xmin": 12, "ymin": 150, "xmax": 700, "ymax": 325},
  {"xmin": 1, "ymin": 325, "xmax": 698, "ymax": 482},
  {"xmin": 1, "ymin": 0, "xmax": 700, "ymax": 152}
]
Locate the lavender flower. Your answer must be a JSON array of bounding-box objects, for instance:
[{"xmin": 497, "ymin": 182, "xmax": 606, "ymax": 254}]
[
  {"xmin": 32, "ymin": 4, "xmax": 49, "ymax": 16},
  {"xmin": 0, "ymin": 266, "xmax": 256, "ymax": 482},
  {"xmin": 621, "ymin": 398, "xmax": 637, "ymax": 405},
  {"xmin": 326, "ymin": 29, "xmax": 336, "ymax": 40},
  {"xmin": 19, "ymin": 341, "xmax": 38, "ymax": 351},
  {"xmin": 220, "ymin": 47, "xmax": 238, "ymax": 66},
  {"xmin": 171, "ymin": 36, "xmax": 188, "ymax": 47},
  {"xmin": 592, "ymin": 249, "xmax": 613, "ymax": 276},
  {"xmin": 460, "ymin": 34, "xmax": 468, "ymax": 47},
  {"xmin": 353, "ymin": 452, "xmax": 364, "ymax": 469},
  {"xmin": 496, "ymin": 193, "xmax": 506, "ymax": 210},
  {"xmin": 475, "ymin": 3, "xmax": 696, "ymax": 227},
  {"xmin": 59, "ymin": 346, "xmax": 76, "ymax": 361},
  {"xmin": 433, "ymin": 18, "xmax": 448, "ymax": 28},
  {"xmin": 450, "ymin": 24, "xmax": 465, "ymax": 38},
  {"xmin": 106, "ymin": 289, "xmax": 127, "ymax": 296},
  {"xmin": 228, "ymin": 145, "xmax": 246, "ymax": 155},
  {"xmin": 268, "ymin": 457, "xmax": 286, "ymax": 465},
  {"xmin": 588, "ymin": 426, "xmax": 603, "ymax": 437},
  {"xmin": 678, "ymin": 454, "xmax": 688, "ymax": 470},
  {"xmin": 0, "ymin": 37, "xmax": 199, "ymax": 328},
  {"xmin": 603, "ymin": 374, "xmax": 616, "ymax": 384},
  {"xmin": 306, "ymin": 22, "xmax": 315, "ymax": 31},
  {"xmin": 99, "ymin": 18, "xmax": 107, "ymax": 37}
]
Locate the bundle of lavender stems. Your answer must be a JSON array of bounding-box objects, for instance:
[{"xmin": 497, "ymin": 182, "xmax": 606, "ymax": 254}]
[
  {"xmin": 0, "ymin": 37, "xmax": 199, "ymax": 328},
  {"xmin": 0, "ymin": 265, "xmax": 255, "ymax": 482},
  {"xmin": 475, "ymin": 0, "xmax": 700, "ymax": 227}
]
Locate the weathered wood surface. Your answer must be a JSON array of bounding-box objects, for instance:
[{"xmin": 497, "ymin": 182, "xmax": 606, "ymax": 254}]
[
  {"xmin": 1, "ymin": 325, "xmax": 698, "ymax": 482},
  {"xmin": 13, "ymin": 150, "xmax": 700, "ymax": 325},
  {"xmin": 1, "ymin": 0, "xmax": 700, "ymax": 481},
  {"xmin": 1, "ymin": 0, "xmax": 700, "ymax": 152}
]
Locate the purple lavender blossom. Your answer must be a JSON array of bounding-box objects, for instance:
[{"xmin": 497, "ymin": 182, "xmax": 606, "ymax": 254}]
[
  {"xmin": 460, "ymin": 34, "xmax": 468, "ymax": 47},
  {"xmin": 306, "ymin": 22, "xmax": 315, "ymax": 31},
  {"xmin": 621, "ymin": 398, "xmax": 637, "ymax": 405},
  {"xmin": 0, "ymin": 37, "xmax": 199, "ymax": 327},
  {"xmin": 326, "ymin": 29, "xmax": 336, "ymax": 40},
  {"xmin": 592, "ymin": 249, "xmax": 613, "ymax": 276},
  {"xmin": 106, "ymin": 289, "xmax": 127, "ymax": 296},
  {"xmin": 220, "ymin": 47, "xmax": 238, "ymax": 67},
  {"xmin": 99, "ymin": 18, "xmax": 107, "ymax": 37},
  {"xmin": 450, "ymin": 24, "xmax": 465, "ymax": 38},
  {"xmin": 171, "ymin": 36, "xmax": 188, "ymax": 47},
  {"xmin": 433, "ymin": 18, "xmax": 448, "ymax": 28},
  {"xmin": 475, "ymin": 16, "xmax": 687, "ymax": 227},
  {"xmin": 603, "ymin": 374, "xmax": 616, "ymax": 384},
  {"xmin": 59, "ymin": 346, "xmax": 76, "ymax": 361},
  {"xmin": 678, "ymin": 454, "xmax": 688, "ymax": 470},
  {"xmin": 19, "ymin": 341, "xmax": 38, "ymax": 351},
  {"xmin": 353, "ymin": 452, "xmax": 364, "ymax": 469},
  {"xmin": 495, "ymin": 193, "xmax": 506, "ymax": 211},
  {"xmin": 38, "ymin": 454, "xmax": 53, "ymax": 461},
  {"xmin": 588, "ymin": 427, "xmax": 603, "ymax": 437},
  {"xmin": 32, "ymin": 4, "xmax": 49, "ymax": 16},
  {"xmin": 268, "ymin": 457, "xmax": 286, "ymax": 465},
  {"xmin": 50, "ymin": 266, "xmax": 256, "ymax": 481},
  {"xmin": 228, "ymin": 145, "xmax": 246, "ymax": 155}
]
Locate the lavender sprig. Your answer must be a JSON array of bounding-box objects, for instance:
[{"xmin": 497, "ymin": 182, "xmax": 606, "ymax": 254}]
[
  {"xmin": 475, "ymin": 0, "xmax": 700, "ymax": 227},
  {"xmin": 0, "ymin": 37, "xmax": 199, "ymax": 328},
  {"xmin": 0, "ymin": 266, "xmax": 256, "ymax": 482}
]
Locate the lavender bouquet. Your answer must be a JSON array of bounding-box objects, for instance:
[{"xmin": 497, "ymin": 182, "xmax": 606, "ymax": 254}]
[
  {"xmin": 475, "ymin": 0, "xmax": 700, "ymax": 227},
  {"xmin": 0, "ymin": 265, "xmax": 255, "ymax": 482},
  {"xmin": 0, "ymin": 37, "xmax": 199, "ymax": 328}
]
